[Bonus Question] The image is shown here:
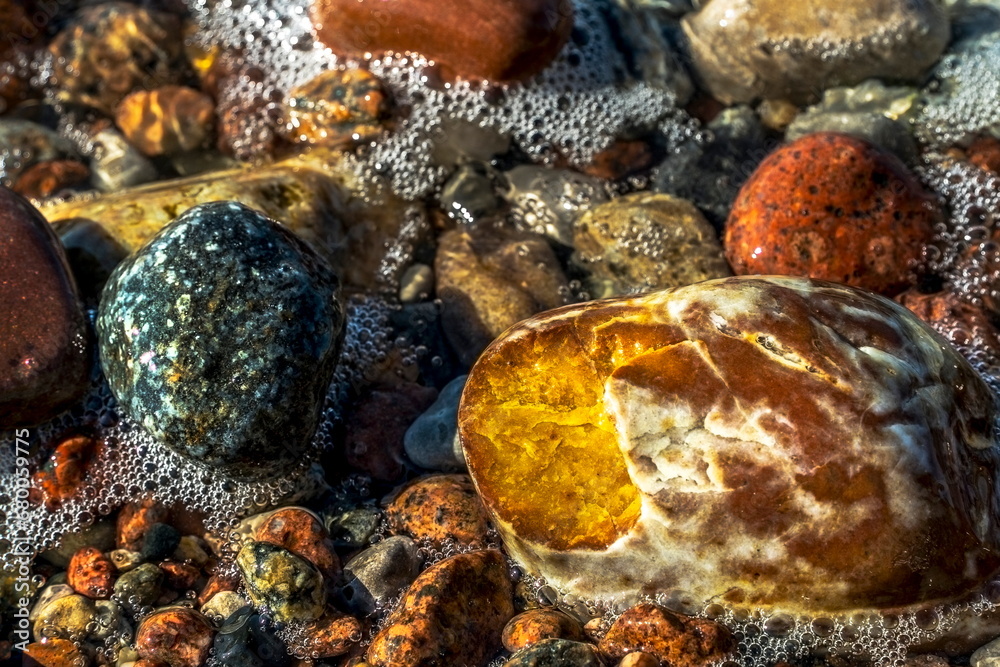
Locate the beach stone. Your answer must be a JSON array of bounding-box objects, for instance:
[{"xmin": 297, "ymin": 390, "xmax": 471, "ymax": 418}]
[
  {"xmin": 300, "ymin": 613, "xmax": 365, "ymax": 659},
  {"xmin": 29, "ymin": 583, "xmax": 75, "ymax": 623},
  {"xmin": 87, "ymin": 127, "xmax": 160, "ymax": 193},
  {"xmin": 436, "ymin": 226, "xmax": 568, "ymax": 367},
  {"xmin": 117, "ymin": 497, "xmax": 169, "ymax": 552},
  {"xmin": 440, "ymin": 163, "xmax": 502, "ymax": 224},
  {"xmin": 459, "ymin": 275, "xmax": 1000, "ymax": 630},
  {"xmin": 255, "ymin": 507, "xmax": 341, "ymax": 583},
  {"xmin": 39, "ymin": 519, "xmax": 116, "ymax": 568},
  {"xmin": 505, "ymin": 638, "xmax": 606, "ymax": 667},
  {"xmin": 23, "ymin": 639, "xmax": 88, "ymax": 667},
  {"xmin": 115, "ymin": 85, "xmax": 215, "ymax": 157},
  {"xmin": 972, "ymin": 635, "xmax": 1000, "ymax": 667},
  {"xmin": 325, "ymin": 505, "xmax": 383, "ymax": 550},
  {"xmin": 196, "ymin": 570, "xmax": 241, "ymax": 607},
  {"xmin": 345, "ymin": 383, "xmax": 439, "ymax": 482},
  {"xmin": 109, "ymin": 549, "xmax": 143, "ymax": 573},
  {"xmin": 160, "ymin": 562, "xmax": 200, "ymax": 592},
  {"xmin": 505, "ymin": 165, "xmax": 609, "ymax": 247},
  {"xmin": 97, "ymin": 201, "xmax": 344, "ymax": 477},
  {"xmin": 67, "ymin": 546, "xmax": 117, "ymax": 600},
  {"xmin": 282, "ymin": 68, "xmax": 391, "ymax": 146},
  {"xmin": 136, "ymin": 607, "xmax": 215, "ymax": 667},
  {"xmin": 114, "ymin": 563, "xmax": 164, "ymax": 613},
  {"xmin": 0, "ymin": 119, "xmax": 80, "ymax": 185},
  {"xmin": 30, "ymin": 434, "xmax": 102, "ymax": 511},
  {"xmin": 236, "ymin": 541, "xmax": 326, "ymax": 624},
  {"xmin": 0, "ymin": 186, "xmax": 89, "ymax": 428},
  {"xmin": 366, "ymin": 549, "xmax": 515, "ymax": 667},
  {"xmin": 212, "ymin": 606, "xmax": 292, "ymax": 667},
  {"xmin": 141, "ymin": 523, "xmax": 181, "ymax": 562},
  {"xmin": 385, "ymin": 474, "xmax": 491, "ymax": 548},
  {"xmin": 12, "ymin": 159, "xmax": 90, "ymax": 200},
  {"xmin": 682, "ymin": 0, "xmax": 950, "ymax": 104},
  {"xmin": 173, "ymin": 535, "xmax": 210, "ymax": 567},
  {"xmin": 201, "ymin": 591, "xmax": 248, "ymax": 624},
  {"xmin": 340, "ymin": 536, "xmax": 421, "ymax": 616},
  {"xmin": 47, "ymin": 2, "xmax": 186, "ymax": 114},
  {"xmin": 572, "ymin": 192, "xmax": 730, "ymax": 298},
  {"xmin": 311, "ymin": 0, "xmax": 574, "ymax": 82},
  {"xmin": 598, "ymin": 604, "xmax": 734, "ymax": 667},
  {"xmin": 725, "ymin": 133, "xmax": 940, "ymax": 296},
  {"xmin": 503, "ymin": 609, "xmax": 586, "ymax": 652},
  {"xmin": 91, "ymin": 599, "xmax": 129, "ymax": 642},
  {"xmin": 32, "ymin": 593, "xmax": 96, "ymax": 640},
  {"xmin": 617, "ymin": 652, "xmax": 659, "ymax": 667},
  {"xmin": 404, "ymin": 374, "xmax": 468, "ymax": 472}
]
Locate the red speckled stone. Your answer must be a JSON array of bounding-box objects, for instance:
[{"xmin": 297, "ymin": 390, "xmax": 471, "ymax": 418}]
[
  {"xmin": 502, "ymin": 608, "xmax": 585, "ymax": 652},
  {"xmin": 30, "ymin": 434, "xmax": 102, "ymax": 511},
  {"xmin": 0, "ymin": 186, "xmax": 89, "ymax": 427},
  {"xmin": 67, "ymin": 546, "xmax": 117, "ymax": 599},
  {"xmin": 599, "ymin": 604, "xmax": 735, "ymax": 667},
  {"xmin": 724, "ymin": 132, "xmax": 940, "ymax": 296},
  {"xmin": 311, "ymin": 0, "xmax": 574, "ymax": 83},
  {"xmin": 255, "ymin": 507, "xmax": 341, "ymax": 583},
  {"xmin": 117, "ymin": 496, "xmax": 169, "ymax": 551},
  {"xmin": 386, "ymin": 474, "xmax": 491, "ymax": 548},
  {"xmin": 136, "ymin": 607, "xmax": 215, "ymax": 667}
]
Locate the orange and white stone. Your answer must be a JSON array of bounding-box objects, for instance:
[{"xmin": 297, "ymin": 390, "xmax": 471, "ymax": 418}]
[{"xmin": 459, "ymin": 276, "xmax": 1000, "ymax": 621}]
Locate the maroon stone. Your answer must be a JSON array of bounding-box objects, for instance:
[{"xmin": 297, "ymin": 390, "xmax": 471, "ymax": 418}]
[
  {"xmin": 0, "ymin": 186, "xmax": 89, "ymax": 427},
  {"xmin": 311, "ymin": 0, "xmax": 574, "ymax": 83}
]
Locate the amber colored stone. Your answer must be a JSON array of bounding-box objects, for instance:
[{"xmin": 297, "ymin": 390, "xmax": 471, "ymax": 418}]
[
  {"xmin": 160, "ymin": 561, "xmax": 200, "ymax": 591},
  {"xmin": 67, "ymin": 547, "xmax": 117, "ymax": 599},
  {"xmin": 30, "ymin": 435, "xmax": 102, "ymax": 511},
  {"xmin": 282, "ymin": 68, "xmax": 391, "ymax": 146},
  {"xmin": 299, "ymin": 613, "xmax": 364, "ymax": 659},
  {"xmin": 599, "ymin": 604, "xmax": 734, "ymax": 667},
  {"xmin": 255, "ymin": 507, "xmax": 342, "ymax": 583},
  {"xmin": 366, "ymin": 549, "xmax": 514, "ymax": 667},
  {"xmin": 117, "ymin": 496, "xmax": 169, "ymax": 551},
  {"xmin": 967, "ymin": 136, "xmax": 1000, "ymax": 174},
  {"xmin": 385, "ymin": 474, "xmax": 491, "ymax": 548},
  {"xmin": 344, "ymin": 383, "xmax": 438, "ymax": 482},
  {"xmin": 22, "ymin": 638, "xmax": 87, "ymax": 667},
  {"xmin": 115, "ymin": 85, "xmax": 215, "ymax": 157},
  {"xmin": 725, "ymin": 132, "xmax": 940, "ymax": 296},
  {"xmin": 502, "ymin": 608, "xmax": 585, "ymax": 652},
  {"xmin": 0, "ymin": 186, "xmax": 89, "ymax": 427},
  {"xmin": 311, "ymin": 0, "xmax": 573, "ymax": 83},
  {"xmin": 136, "ymin": 607, "xmax": 215, "ymax": 667},
  {"xmin": 12, "ymin": 160, "xmax": 90, "ymax": 200},
  {"xmin": 459, "ymin": 276, "xmax": 1000, "ymax": 625}
]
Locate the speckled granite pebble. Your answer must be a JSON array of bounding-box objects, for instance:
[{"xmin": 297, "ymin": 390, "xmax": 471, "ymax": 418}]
[{"xmin": 96, "ymin": 201, "xmax": 345, "ymax": 477}]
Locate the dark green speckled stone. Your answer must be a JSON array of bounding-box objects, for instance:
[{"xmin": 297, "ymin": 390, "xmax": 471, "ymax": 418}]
[{"xmin": 96, "ymin": 201, "xmax": 344, "ymax": 478}]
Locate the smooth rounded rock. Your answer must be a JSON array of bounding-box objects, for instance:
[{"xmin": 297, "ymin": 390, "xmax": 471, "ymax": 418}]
[
  {"xmin": 113, "ymin": 563, "xmax": 163, "ymax": 613},
  {"xmin": 503, "ymin": 609, "xmax": 586, "ymax": 652},
  {"xmin": 282, "ymin": 68, "xmax": 391, "ymax": 146},
  {"xmin": 32, "ymin": 593, "xmax": 96, "ymax": 641},
  {"xmin": 682, "ymin": 0, "xmax": 950, "ymax": 104},
  {"xmin": 505, "ymin": 638, "xmax": 606, "ymax": 667},
  {"xmin": 115, "ymin": 85, "xmax": 215, "ymax": 157},
  {"xmin": 340, "ymin": 535, "xmax": 421, "ymax": 616},
  {"xmin": 254, "ymin": 506, "xmax": 341, "ymax": 583},
  {"xmin": 385, "ymin": 474, "xmax": 491, "ymax": 548},
  {"xmin": 404, "ymin": 374, "xmax": 468, "ymax": 472},
  {"xmin": 0, "ymin": 186, "xmax": 89, "ymax": 428},
  {"xmin": 311, "ymin": 0, "xmax": 574, "ymax": 83},
  {"xmin": 725, "ymin": 133, "xmax": 940, "ymax": 296},
  {"xmin": 96, "ymin": 201, "xmax": 345, "ymax": 477},
  {"xmin": 459, "ymin": 276, "xmax": 1000, "ymax": 626},
  {"xmin": 236, "ymin": 540, "xmax": 326, "ymax": 624},
  {"xmin": 67, "ymin": 546, "xmax": 116, "ymax": 599},
  {"xmin": 598, "ymin": 604, "xmax": 734, "ymax": 667},
  {"xmin": 136, "ymin": 607, "xmax": 215, "ymax": 667}
]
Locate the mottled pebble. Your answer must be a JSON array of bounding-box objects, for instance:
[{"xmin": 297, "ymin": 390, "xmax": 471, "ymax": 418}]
[
  {"xmin": 237, "ymin": 541, "xmax": 326, "ymax": 623},
  {"xmin": 282, "ymin": 68, "xmax": 391, "ymax": 146},
  {"xmin": 12, "ymin": 159, "xmax": 90, "ymax": 200},
  {"xmin": 311, "ymin": 0, "xmax": 573, "ymax": 82},
  {"xmin": 386, "ymin": 474, "xmax": 490, "ymax": 547},
  {"xmin": 404, "ymin": 374, "xmax": 468, "ymax": 472},
  {"xmin": 340, "ymin": 535, "xmax": 421, "ymax": 616},
  {"xmin": 195, "ymin": 570, "xmax": 241, "ymax": 607},
  {"xmin": 67, "ymin": 546, "xmax": 116, "ymax": 599},
  {"xmin": 503, "ymin": 609, "xmax": 586, "ymax": 652},
  {"xmin": 136, "ymin": 607, "xmax": 215, "ymax": 667},
  {"xmin": 725, "ymin": 132, "xmax": 940, "ymax": 296},
  {"xmin": 23, "ymin": 638, "xmax": 89, "ymax": 667},
  {"xmin": 108, "ymin": 549, "xmax": 143, "ymax": 573},
  {"xmin": 0, "ymin": 119, "xmax": 80, "ymax": 185},
  {"xmin": 32, "ymin": 593, "xmax": 96, "ymax": 640},
  {"xmin": 115, "ymin": 85, "xmax": 215, "ymax": 156},
  {"xmin": 897, "ymin": 290, "xmax": 1000, "ymax": 361},
  {"xmin": 97, "ymin": 201, "xmax": 345, "ymax": 477},
  {"xmin": 201, "ymin": 591, "xmax": 248, "ymax": 624},
  {"xmin": 173, "ymin": 535, "xmax": 210, "ymax": 567},
  {"xmin": 301, "ymin": 613, "xmax": 365, "ymax": 659},
  {"xmin": 598, "ymin": 604, "xmax": 734, "ymax": 667},
  {"xmin": 255, "ymin": 506, "xmax": 342, "ymax": 583},
  {"xmin": 30, "ymin": 435, "xmax": 102, "ymax": 511},
  {"xmin": 366, "ymin": 549, "xmax": 514, "ymax": 667},
  {"xmin": 88, "ymin": 127, "xmax": 159, "ymax": 192},
  {"xmin": 117, "ymin": 497, "xmax": 169, "ymax": 552},
  {"xmin": 325, "ymin": 506, "xmax": 382, "ymax": 550},
  {"xmin": 505, "ymin": 166, "xmax": 609, "ymax": 246},
  {"xmin": 505, "ymin": 638, "xmax": 606, "ymax": 667},
  {"xmin": 113, "ymin": 563, "xmax": 164, "ymax": 613},
  {"xmin": 29, "ymin": 583, "xmax": 75, "ymax": 623}
]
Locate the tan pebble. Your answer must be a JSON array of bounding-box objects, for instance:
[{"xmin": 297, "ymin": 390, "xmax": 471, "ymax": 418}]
[
  {"xmin": 618, "ymin": 651, "xmax": 660, "ymax": 667},
  {"xmin": 115, "ymin": 85, "xmax": 215, "ymax": 156}
]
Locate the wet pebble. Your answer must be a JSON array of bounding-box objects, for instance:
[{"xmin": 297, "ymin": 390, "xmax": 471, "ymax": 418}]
[
  {"xmin": 344, "ymin": 383, "xmax": 439, "ymax": 482},
  {"xmin": 87, "ymin": 127, "xmax": 160, "ymax": 192},
  {"xmin": 117, "ymin": 497, "xmax": 169, "ymax": 552},
  {"xmin": 505, "ymin": 638, "xmax": 606, "ymax": 667},
  {"xmin": 972, "ymin": 635, "xmax": 1000, "ymax": 667},
  {"xmin": 404, "ymin": 374, "xmax": 468, "ymax": 472},
  {"xmin": 598, "ymin": 604, "xmax": 734, "ymax": 667},
  {"xmin": 572, "ymin": 192, "xmax": 730, "ymax": 298},
  {"xmin": 503, "ymin": 608, "xmax": 586, "ymax": 652},
  {"xmin": 325, "ymin": 506, "xmax": 382, "ymax": 551},
  {"xmin": 115, "ymin": 85, "xmax": 216, "ymax": 157},
  {"xmin": 97, "ymin": 201, "xmax": 345, "ymax": 477},
  {"xmin": 385, "ymin": 474, "xmax": 491, "ymax": 548},
  {"xmin": 340, "ymin": 535, "xmax": 421, "ymax": 616},
  {"xmin": 173, "ymin": 536, "xmax": 211, "ymax": 567},
  {"xmin": 160, "ymin": 561, "xmax": 200, "ymax": 592},
  {"xmin": 141, "ymin": 523, "xmax": 181, "ymax": 562},
  {"xmin": 30, "ymin": 434, "xmax": 102, "ymax": 511},
  {"xmin": 201, "ymin": 591, "xmax": 248, "ymax": 624},
  {"xmin": 505, "ymin": 166, "xmax": 609, "ymax": 247},
  {"xmin": 113, "ymin": 563, "xmax": 164, "ymax": 614},
  {"xmin": 311, "ymin": 0, "xmax": 574, "ymax": 82},
  {"xmin": 22, "ymin": 638, "xmax": 89, "ymax": 667},
  {"xmin": 255, "ymin": 506, "xmax": 342, "ymax": 583},
  {"xmin": 67, "ymin": 546, "xmax": 117, "ymax": 599},
  {"xmin": 109, "ymin": 549, "xmax": 143, "ymax": 573},
  {"xmin": 91, "ymin": 599, "xmax": 130, "ymax": 641},
  {"xmin": 301, "ymin": 612, "xmax": 365, "ymax": 659},
  {"xmin": 366, "ymin": 549, "xmax": 515, "ymax": 667},
  {"xmin": 0, "ymin": 186, "xmax": 90, "ymax": 428},
  {"xmin": 0, "ymin": 118, "xmax": 80, "ymax": 185},
  {"xmin": 32, "ymin": 593, "xmax": 96, "ymax": 640},
  {"xmin": 440, "ymin": 163, "xmax": 502, "ymax": 224},
  {"xmin": 29, "ymin": 582, "xmax": 74, "ymax": 623},
  {"xmin": 436, "ymin": 226, "xmax": 568, "ymax": 366},
  {"xmin": 725, "ymin": 132, "xmax": 940, "ymax": 296},
  {"xmin": 617, "ymin": 652, "xmax": 660, "ymax": 667},
  {"xmin": 282, "ymin": 68, "xmax": 391, "ymax": 146},
  {"xmin": 213, "ymin": 605, "xmax": 292, "ymax": 667},
  {"xmin": 237, "ymin": 541, "xmax": 326, "ymax": 624},
  {"xmin": 12, "ymin": 159, "xmax": 90, "ymax": 199},
  {"xmin": 136, "ymin": 606, "xmax": 215, "ymax": 667},
  {"xmin": 683, "ymin": 0, "xmax": 949, "ymax": 104},
  {"xmin": 195, "ymin": 570, "xmax": 241, "ymax": 607}
]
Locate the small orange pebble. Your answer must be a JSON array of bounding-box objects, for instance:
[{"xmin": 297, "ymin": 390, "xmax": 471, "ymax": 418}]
[
  {"xmin": 30, "ymin": 434, "xmax": 102, "ymax": 511},
  {"xmin": 67, "ymin": 546, "xmax": 116, "ymax": 599},
  {"xmin": 724, "ymin": 132, "xmax": 940, "ymax": 296}
]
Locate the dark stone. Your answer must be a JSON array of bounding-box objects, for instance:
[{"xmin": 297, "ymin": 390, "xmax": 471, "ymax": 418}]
[
  {"xmin": 505, "ymin": 638, "xmax": 605, "ymax": 667},
  {"xmin": 97, "ymin": 201, "xmax": 345, "ymax": 477},
  {"xmin": 214, "ymin": 606, "xmax": 293, "ymax": 667},
  {"xmin": 140, "ymin": 522, "xmax": 181, "ymax": 562}
]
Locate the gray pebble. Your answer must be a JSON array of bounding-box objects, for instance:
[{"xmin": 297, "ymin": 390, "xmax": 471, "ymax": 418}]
[
  {"xmin": 973, "ymin": 636, "xmax": 1000, "ymax": 667},
  {"xmin": 404, "ymin": 374, "xmax": 467, "ymax": 472},
  {"xmin": 340, "ymin": 535, "xmax": 421, "ymax": 616},
  {"xmin": 89, "ymin": 128, "xmax": 158, "ymax": 192},
  {"xmin": 324, "ymin": 506, "xmax": 382, "ymax": 550},
  {"xmin": 503, "ymin": 638, "xmax": 605, "ymax": 667}
]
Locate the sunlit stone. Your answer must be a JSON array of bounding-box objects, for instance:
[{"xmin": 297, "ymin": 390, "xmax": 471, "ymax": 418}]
[{"xmin": 459, "ymin": 276, "xmax": 1000, "ymax": 619}]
